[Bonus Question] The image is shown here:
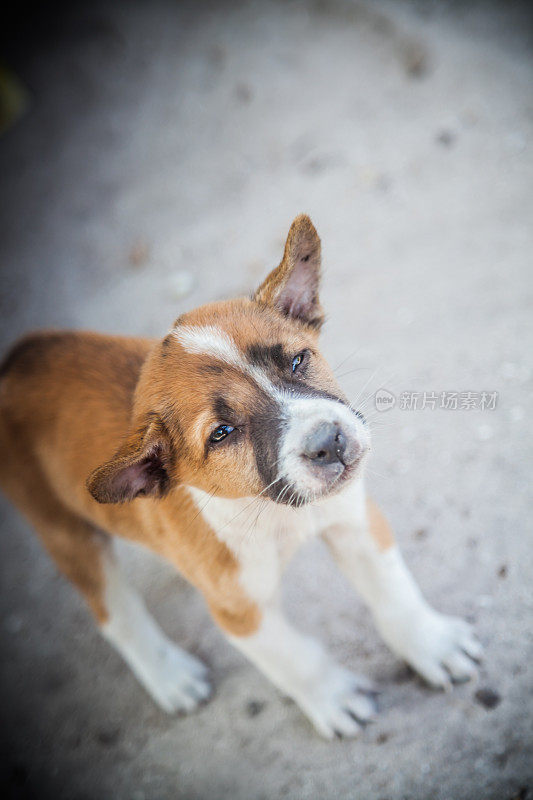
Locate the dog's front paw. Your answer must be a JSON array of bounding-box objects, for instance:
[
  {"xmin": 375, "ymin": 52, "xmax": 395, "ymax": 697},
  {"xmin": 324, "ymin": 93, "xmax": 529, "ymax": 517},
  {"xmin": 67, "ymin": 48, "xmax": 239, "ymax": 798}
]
[
  {"xmin": 140, "ymin": 645, "xmax": 212, "ymax": 714},
  {"xmin": 294, "ymin": 664, "xmax": 378, "ymax": 739},
  {"xmin": 378, "ymin": 608, "xmax": 483, "ymax": 689}
]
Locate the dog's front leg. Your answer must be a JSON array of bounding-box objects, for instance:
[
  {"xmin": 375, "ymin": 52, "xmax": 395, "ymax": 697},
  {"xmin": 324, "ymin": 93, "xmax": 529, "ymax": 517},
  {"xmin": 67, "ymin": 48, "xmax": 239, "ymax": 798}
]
[
  {"xmin": 322, "ymin": 484, "xmax": 482, "ymax": 688},
  {"xmin": 223, "ymin": 602, "xmax": 377, "ymax": 739}
]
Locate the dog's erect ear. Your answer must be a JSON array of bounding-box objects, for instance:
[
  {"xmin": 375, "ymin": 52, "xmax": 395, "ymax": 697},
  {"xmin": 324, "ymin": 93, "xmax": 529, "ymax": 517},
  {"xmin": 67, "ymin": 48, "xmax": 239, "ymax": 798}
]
[
  {"xmin": 254, "ymin": 214, "xmax": 323, "ymax": 328},
  {"xmin": 87, "ymin": 418, "xmax": 174, "ymax": 504}
]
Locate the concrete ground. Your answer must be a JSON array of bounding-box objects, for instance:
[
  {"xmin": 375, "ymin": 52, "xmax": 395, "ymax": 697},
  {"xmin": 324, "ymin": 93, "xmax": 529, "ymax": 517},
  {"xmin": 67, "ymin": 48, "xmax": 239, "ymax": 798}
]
[{"xmin": 0, "ymin": 1, "xmax": 532, "ymax": 798}]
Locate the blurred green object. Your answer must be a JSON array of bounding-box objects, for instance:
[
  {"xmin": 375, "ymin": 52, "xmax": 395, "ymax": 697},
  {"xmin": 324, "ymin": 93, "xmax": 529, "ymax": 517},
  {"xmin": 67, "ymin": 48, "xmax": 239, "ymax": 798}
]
[{"xmin": 0, "ymin": 64, "xmax": 29, "ymax": 134}]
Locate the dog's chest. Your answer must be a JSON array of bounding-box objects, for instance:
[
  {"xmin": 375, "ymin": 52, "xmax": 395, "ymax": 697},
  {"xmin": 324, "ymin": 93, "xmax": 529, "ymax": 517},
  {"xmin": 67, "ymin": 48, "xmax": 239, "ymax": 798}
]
[{"xmin": 187, "ymin": 481, "xmax": 365, "ymax": 604}]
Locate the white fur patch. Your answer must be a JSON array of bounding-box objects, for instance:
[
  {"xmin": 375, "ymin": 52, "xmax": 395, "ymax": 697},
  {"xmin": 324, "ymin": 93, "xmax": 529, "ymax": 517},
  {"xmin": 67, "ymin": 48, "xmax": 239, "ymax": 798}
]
[
  {"xmin": 100, "ymin": 552, "xmax": 211, "ymax": 713},
  {"xmin": 187, "ymin": 479, "xmax": 367, "ymax": 604},
  {"xmin": 187, "ymin": 486, "xmax": 309, "ymax": 604},
  {"xmin": 172, "ymin": 324, "xmax": 242, "ymax": 367}
]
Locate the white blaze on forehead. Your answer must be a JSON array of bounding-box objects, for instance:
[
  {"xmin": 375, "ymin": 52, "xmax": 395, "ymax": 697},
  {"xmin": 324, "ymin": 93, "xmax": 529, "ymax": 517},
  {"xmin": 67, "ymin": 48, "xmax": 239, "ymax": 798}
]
[
  {"xmin": 171, "ymin": 324, "xmax": 279, "ymax": 398},
  {"xmin": 172, "ymin": 324, "xmax": 243, "ymax": 367}
]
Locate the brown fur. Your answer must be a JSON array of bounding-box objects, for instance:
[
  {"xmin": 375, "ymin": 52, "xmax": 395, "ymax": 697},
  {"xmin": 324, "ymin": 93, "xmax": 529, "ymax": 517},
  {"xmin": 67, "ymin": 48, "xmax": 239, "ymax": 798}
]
[
  {"xmin": 367, "ymin": 497, "xmax": 394, "ymax": 551},
  {"xmin": 0, "ymin": 330, "xmax": 260, "ymax": 633}
]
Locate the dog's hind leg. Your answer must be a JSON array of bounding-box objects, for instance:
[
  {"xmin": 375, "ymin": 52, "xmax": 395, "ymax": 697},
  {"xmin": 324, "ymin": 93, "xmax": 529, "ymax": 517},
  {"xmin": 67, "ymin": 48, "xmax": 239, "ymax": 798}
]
[
  {"xmin": 1, "ymin": 460, "xmax": 211, "ymax": 714},
  {"xmin": 36, "ymin": 510, "xmax": 211, "ymax": 713},
  {"xmin": 97, "ymin": 544, "xmax": 211, "ymax": 713}
]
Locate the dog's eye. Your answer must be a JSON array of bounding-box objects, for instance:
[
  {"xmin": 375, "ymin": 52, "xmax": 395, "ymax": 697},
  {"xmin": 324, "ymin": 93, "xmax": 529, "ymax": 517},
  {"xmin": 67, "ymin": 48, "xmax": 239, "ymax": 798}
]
[
  {"xmin": 209, "ymin": 424, "xmax": 235, "ymax": 443},
  {"xmin": 292, "ymin": 351, "xmax": 306, "ymax": 373}
]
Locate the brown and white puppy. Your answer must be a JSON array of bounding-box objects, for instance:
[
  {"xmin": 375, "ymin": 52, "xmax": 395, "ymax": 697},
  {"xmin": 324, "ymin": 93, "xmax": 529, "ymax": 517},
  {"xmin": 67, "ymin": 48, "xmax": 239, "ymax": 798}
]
[{"xmin": 0, "ymin": 216, "xmax": 481, "ymax": 738}]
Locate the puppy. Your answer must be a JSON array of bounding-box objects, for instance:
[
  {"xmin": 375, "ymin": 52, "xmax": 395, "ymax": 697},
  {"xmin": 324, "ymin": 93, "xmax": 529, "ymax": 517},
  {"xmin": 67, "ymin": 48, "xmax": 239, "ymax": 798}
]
[{"xmin": 0, "ymin": 215, "xmax": 481, "ymax": 738}]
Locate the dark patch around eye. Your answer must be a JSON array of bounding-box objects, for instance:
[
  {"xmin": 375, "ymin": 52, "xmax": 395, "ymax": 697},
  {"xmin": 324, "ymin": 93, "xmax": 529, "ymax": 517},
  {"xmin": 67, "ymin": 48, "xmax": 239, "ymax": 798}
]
[
  {"xmin": 282, "ymin": 375, "xmax": 348, "ymax": 409},
  {"xmin": 248, "ymin": 394, "xmax": 283, "ymax": 491},
  {"xmin": 213, "ymin": 396, "xmax": 236, "ymax": 423},
  {"xmin": 246, "ymin": 343, "xmax": 287, "ymax": 371}
]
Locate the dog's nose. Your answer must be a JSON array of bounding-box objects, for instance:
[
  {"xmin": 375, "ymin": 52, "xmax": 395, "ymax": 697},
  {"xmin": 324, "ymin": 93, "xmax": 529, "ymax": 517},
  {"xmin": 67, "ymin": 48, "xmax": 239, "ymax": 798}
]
[{"xmin": 302, "ymin": 422, "xmax": 347, "ymax": 466}]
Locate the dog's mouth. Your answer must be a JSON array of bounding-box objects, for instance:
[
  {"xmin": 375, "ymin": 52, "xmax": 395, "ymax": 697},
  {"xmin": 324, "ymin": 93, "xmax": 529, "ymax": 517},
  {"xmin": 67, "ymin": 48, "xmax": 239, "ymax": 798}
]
[
  {"xmin": 269, "ymin": 449, "xmax": 366, "ymax": 507},
  {"xmin": 261, "ymin": 400, "xmax": 370, "ymax": 507}
]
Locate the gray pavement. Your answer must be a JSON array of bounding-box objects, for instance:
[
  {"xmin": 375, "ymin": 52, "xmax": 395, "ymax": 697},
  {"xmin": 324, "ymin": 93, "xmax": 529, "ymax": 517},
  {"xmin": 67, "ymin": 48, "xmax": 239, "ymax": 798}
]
[{"xmin": 0, "ymin": 2, "xmax": 531, "ymax": 798}]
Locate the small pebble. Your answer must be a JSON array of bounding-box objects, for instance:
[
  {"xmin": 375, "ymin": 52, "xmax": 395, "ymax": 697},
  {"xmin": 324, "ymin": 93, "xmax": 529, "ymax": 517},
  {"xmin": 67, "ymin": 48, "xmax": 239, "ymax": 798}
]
[
  {"xmin": 246, "ymin": 700, "xmax": 265, "ymax": 718},
  {"xmin": 436, "ymin": 129, "xmax": 456, "ymax": 148},
  {"xmin": 43, "ymin": 671, "xmax": 69, "ymax": 693},
  {"xmin": 235, "ymin": 82, "xmax": 252, "ymax": 103},
  {"xmin": 96, "ymin": 726, "xmax": 121, "ymax": 746},
  {"xmin": 474, "ymin": 688, "xmax": 501, "ymax": 710},
  {"xmin": 129, "ymin": 239, "xmax": 150, "ymax": 269},
  {"xmin": 401, "ymin": 40, "xmax": 429, "ymax": 78},
  {"xmin": 208, "ymin": 43, "xmax": 226, "ymax": 67}
]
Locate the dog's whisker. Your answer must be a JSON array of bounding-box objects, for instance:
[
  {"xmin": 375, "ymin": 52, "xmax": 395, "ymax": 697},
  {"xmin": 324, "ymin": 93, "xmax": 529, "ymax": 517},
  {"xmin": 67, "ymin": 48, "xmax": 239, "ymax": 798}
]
[
  {"xmin": 179, "ymin": 486, "xmax": 218, "ymax": 536},
  {"xmin": 215, "ymin": 476, "xmax": 282, "ymax": 536},
  {"xmin": 331, "ymin": 345, "xmax": 364, "ymax": 374},
  {"xmin": 336, "ymin": 366, "xmax": 373, "ymax": 381}
]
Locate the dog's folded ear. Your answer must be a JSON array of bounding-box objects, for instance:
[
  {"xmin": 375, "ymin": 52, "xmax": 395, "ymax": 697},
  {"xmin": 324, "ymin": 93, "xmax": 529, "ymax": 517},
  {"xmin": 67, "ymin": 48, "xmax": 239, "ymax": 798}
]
[
  {"xmin": 254, "ymin": 214, "xmax": 324, "ymax": 328},
  {"xmin": 86, "ymin": 417, "xmax": 174, "ymax": 504}
]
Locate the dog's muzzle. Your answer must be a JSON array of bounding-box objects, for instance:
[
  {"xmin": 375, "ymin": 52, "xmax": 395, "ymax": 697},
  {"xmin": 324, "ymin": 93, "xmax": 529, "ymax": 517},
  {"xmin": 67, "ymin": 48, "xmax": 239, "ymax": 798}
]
[{"xmin": 274, "ymin": 396, "xmax": 370, "ymax": 504}]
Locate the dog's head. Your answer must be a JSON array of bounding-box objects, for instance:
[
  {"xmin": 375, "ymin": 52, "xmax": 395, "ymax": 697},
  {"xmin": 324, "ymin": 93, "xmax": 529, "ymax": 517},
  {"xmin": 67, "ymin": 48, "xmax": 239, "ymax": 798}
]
[{"xmin": 88, "ymin": 215, "xmax": 370, "ymax": 506}]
